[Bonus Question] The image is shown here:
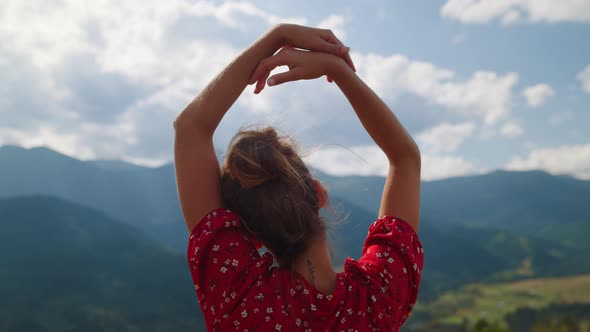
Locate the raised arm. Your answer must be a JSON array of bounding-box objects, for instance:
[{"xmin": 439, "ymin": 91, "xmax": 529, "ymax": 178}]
[
  {"xmin": 174, "ymin": 24, "xmax": 354, "ymax": 232},
  {"xmin": 331, "ymin": 63, "xmax": 421, "ymax": 232},
  {"xmin": 173, "ymin": 28, "xmax": 280, "ymax": 232},
  {"xmin": 249, "ymin": 49, "xmax": 420, "ymax": 232}
]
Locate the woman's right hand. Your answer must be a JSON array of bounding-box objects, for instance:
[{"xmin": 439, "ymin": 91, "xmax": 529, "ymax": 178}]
[
  {"xmin": 249, "ymin": 47, "xmax": 349, "ymax": 94},
  {"xmin": 248, "ymin": 24, "xmax": 355, "ymax": 89},
  {"xmin": 273, "ymin": 24, "xmax": 356, "ymax": 72}
]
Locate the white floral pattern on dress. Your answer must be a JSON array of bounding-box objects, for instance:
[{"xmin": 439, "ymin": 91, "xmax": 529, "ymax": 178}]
[{"xmin": 187, "ymin": 208, "xmax": 423, "ymax": 331}]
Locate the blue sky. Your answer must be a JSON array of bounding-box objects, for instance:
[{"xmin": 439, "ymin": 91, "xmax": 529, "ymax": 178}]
[{"xmin": 1, "ymin": 0, "xmax": 589, "ymax": 180}]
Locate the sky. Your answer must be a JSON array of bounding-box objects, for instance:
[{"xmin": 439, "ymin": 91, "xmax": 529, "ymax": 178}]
[{"xmin": 1, "ymin": 0, "xmax": 589, "ymax": 180}]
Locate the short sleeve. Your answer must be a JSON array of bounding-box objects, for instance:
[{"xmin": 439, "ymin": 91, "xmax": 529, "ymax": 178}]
[
  {"xmin": 345, "ymin": 215, "xmax": 424, "ymax": 326},
  {"xmin": 187, "ymin": 208, "xmax": 266, "ymax": 326}
]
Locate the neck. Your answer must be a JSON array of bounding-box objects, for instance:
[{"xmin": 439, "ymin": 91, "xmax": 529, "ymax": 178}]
[{"xmin": 293, "ymin": 234, "xmax": 337, "ymax": 294}]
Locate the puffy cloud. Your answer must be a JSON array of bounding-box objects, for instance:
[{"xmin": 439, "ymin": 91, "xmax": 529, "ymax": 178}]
[
  {"xmin": 421, "ymin": 154, "xmax": 480, "ymax": 180},
  {"xmin": 304, "ymin": 145, "xmax": 389, "ymax": 177},
  {"xmin": 304, "ymin": 144, "xmax": 480, "ymax": 180},
  {"xmin": 441, "ymin": 0, "xmax": 590, "ymax": 24},
  {"xmin": 183, "ymin": 1, "xmax": 307, "ymax": 28},
  {"xmin": 0, "ymin": 0, "xmax": 314, "ymax": 166},
  {"xmin": 499, "ymin": 121, "xmax": 524, "ymax": 138},
  {"xmin": 578, "ymin": 65, "xmax": 590, "ymax": 94},
  {"xmin": 417, "ymin": 122, "xmax": 476, "ymax": 153},
  {"xmin": 505, "ymin": 143, "xmax": 590, "ymax": 179},
  {"xmin": 0, "ymin": 125, "xmax": 97, "ymax": 160},
  {"xmin": 355, "ymin": 53, "xmax": 518, "ymax": 124},
  {"xmin": 523, "ymin": 83, "xmax": 555, "ymax": 108},
  {"xmin": 0, "ymin": 0, "xmax": 522, "ymax": 178}
]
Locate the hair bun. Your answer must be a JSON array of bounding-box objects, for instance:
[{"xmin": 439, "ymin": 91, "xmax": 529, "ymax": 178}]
[
  {"xmin": 220, "ymin": 126, "xmax": 326, "ymax": 268},
  {"xmin": 224, "ymin": 127, "xmax": 300, "ymax": 189}
]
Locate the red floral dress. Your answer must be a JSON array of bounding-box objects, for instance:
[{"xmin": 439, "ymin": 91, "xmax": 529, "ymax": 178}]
[{"xmin": 187, "ymin": 208, "xmax": 424, "ymax": 331}]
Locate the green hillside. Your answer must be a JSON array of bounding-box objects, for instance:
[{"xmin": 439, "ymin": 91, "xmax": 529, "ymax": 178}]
[
  {"xmin": 316, "ymin": 169, "xmax": 590, "ymax": 248},
  {"xmin": 2, "ymin": 147, "xmax": 590, "ymax": 290},
  {"xmin": 3, "ymin": 145, "xmax": 589, "ymax": 251},
  {"xmin": 0, "ymin": 196, "xmax": 205, "ymax": 332},
  {"xmin": 2, "ymin": 146, "xmax": 590, "ymax": 321},
  {"xmin": 0, "ymin": 145, "xmax": 187, "ymax": 251},
  {"xmin": 406, "ymin": 274, "xmax": 590, "ymax": 331},
  {"xmin": 325, "ymin": 197, "xmax": 588, "ymax": 302}
]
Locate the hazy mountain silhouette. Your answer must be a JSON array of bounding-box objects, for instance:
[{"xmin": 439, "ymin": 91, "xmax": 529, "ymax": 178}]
[
  {"xmin": 1, "ymin": 145, "xmax": 589, "ymax": 300},
  {"xmin": 0, "ymin": 195, "xmax": 206, "ymax": 331}
]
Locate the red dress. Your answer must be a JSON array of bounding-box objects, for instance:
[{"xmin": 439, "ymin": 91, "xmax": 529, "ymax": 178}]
[{"xmin": 187, "ymin": 208, "xmax": 424, "ymax": 331}]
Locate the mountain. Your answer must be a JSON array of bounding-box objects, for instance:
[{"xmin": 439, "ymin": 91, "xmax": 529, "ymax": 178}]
[
  {"xmin": 323, "ymin": 197, "xmax": 589, "ymax": 301},
  {"xmin": 0, "ymin": 145, "xmax": 186, "ymax": 251},
  {"xmin": 1, "ymin": 145, "xmax": 589, "ymax": 297},
  {"xmin": 4, "ymin": 145, "xmax": 589, "ymax": 247},
  {"xmin": 316, "ymin": 169, "xmax": 590, "ymax": 247},
  {"xmin": 0, "ymin": 195, "xmax": 205, "ymax": 332}
]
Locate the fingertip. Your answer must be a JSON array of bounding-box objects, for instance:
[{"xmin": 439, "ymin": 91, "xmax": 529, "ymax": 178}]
[{"xmin": 267, "ymin": 77, "xmax": 276, "ymax": 86}]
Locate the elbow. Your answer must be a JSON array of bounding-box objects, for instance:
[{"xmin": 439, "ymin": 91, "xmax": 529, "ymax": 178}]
[
  {"xmin": 173, "ymin": 112, "xmax": 214, "ymax": 138},
  {"xmin": 390, "ymin": 144, "xmax": 421, "ymax": 169},
  {"xmin": 173, "ymin": 112, "xmax": 184, "ymax": 131},
  {"xmin": 173, "ymin": 112, "xmax": 199, "ymax": 133},
  {"xmin": 173, "ymin": 111, "xmax": 191, "ymax": 132}
]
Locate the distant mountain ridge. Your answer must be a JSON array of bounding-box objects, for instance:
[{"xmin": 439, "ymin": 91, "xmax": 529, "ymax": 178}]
[
  {"xmin": 6, "ymin": 145, "xmax": 589, "ymax": 233},
  {"xmin": 0, "ymin": 195, "xmax": 205, "ymax": 331},
  {"xmin": 2, "ymin": 145, "xmax": 589, "ymax": 299},
  {"xmin": 315, "ymin": 167, "xmax": 590, "ymax": 247}
]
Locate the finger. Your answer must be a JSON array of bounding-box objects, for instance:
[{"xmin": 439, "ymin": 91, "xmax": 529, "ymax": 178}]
[
  {"xmin": 254, "ymin": 69, "xmax": 271, "ymax": 94},
  {"xmin": 323, "ymin": 41, "xmax": 355, "ymax": 72},
  {"xmin": 250, "ymin": 59, "xmax": 279, "ymax": 87},
  {"xmin": 251, "ymin": 51, "xmax": 294, "ymax": 90},
  {"xmin": 249, "ymin": 63, "xmax": 266, "ymax": 85},
  {"xmin": 254, "ymin": 69, "xmax": 272, "ymax": 94},
  {"xmin": 344, "ymin": 52, "xmax": 356, "ymax": 72},
  {"xmin": 324, "ymin": 34, "xmax": 356, "ymax": 72},
  {"xmin": 267, "ymin": 68, "xmax": 303, "ymax": 86},
  {"xmin": 249, "ymin": 57, "xmax": 277, "ymax": 86},
  {"xmin": 320, "ymin": 41, "xmax": 349, "ymax": 57},
  {"xmin": 317, "ymin": 35, "xmax": 349, "ymax": 58},
  {"xmin": 327, "ymin": 76, "xmax": 333, "ymax": 83}
]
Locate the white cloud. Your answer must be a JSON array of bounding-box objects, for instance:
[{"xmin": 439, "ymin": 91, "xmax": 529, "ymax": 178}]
[
  {"xmin": 500, "ymin": 121, "xmax": 524, "ymax": 138},
  {"xmin": 0, "ymin": 0, "xmax": 329, "ymax": 165},
  {"xmin": 577, "ymin": 65, "xmax": 590, "ymax": 94},
  {"xmin": 184, "ymin": 1, "xmax": 307, "ymax": 27},
  {"xmin": 506, "ymin": 143, "xmax": 590, "ymax": 179},
  {"xmin": 441, "ymin": 0, "xmax": 590, "ymax": 24},
  {"xmin": 304, "ymin": 144, "xmax": 480, "ymax": 180},
  {"xmin": 355, "ymin": 53, "xmax": 518, "ymax": 124},
  {"xmin": 0, "ymin": 126, "xmax": 97, "ymax": 160},
  {"xmin": 304, "ymin": 145, "xmax": 389, "ymax": 177},
  {"xmin": 523, "ymin": 83, "xmax": 555, "ymax": 108},
  {"xmin": 422, "ymin": 154, "xmax": 479, "ymax": 180},
  {"xmin": 0, "ymin": 0, "xmax": 527, "ymax": 177},
  {"xmin": 417, "ymin": 122, "xmax": 476, "ymax": 153}
]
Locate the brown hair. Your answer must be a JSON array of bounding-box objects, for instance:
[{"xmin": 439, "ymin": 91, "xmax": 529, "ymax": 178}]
[{"xmin": 220, "ymin": 126, "xmax": 326, "ymax": 268}]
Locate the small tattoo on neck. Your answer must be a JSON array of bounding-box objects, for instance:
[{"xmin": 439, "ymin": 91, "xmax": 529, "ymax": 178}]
[{"xmin": 306, "ymin": 258, "xmax": 316, "ymax": 286}]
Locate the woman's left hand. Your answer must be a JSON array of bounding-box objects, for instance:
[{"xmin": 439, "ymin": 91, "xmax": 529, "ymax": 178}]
[{"xmin": 249, "ymin": 47, "xmax": 347, "ymax": 94}]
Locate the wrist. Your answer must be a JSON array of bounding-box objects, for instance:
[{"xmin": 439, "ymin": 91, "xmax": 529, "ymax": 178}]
[
  {"xmin": 329, "ymin": 58, "xmax": 354, "ymax": 82},
  {"xmin": 266, "ymin": 24, "xmax": 288, "ymax": 50}
]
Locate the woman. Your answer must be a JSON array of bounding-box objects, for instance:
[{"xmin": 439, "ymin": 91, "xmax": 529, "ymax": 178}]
[{"xmin": 174, "ymin": 23, "xmax": 423, "ymax": 331}]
